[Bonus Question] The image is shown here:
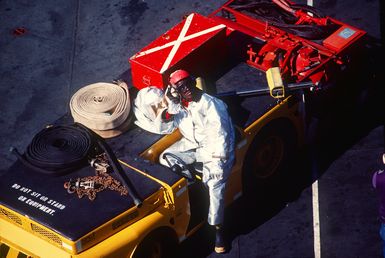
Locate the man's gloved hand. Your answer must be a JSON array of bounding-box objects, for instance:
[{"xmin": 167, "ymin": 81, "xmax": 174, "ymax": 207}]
[
  {"xmin": 165, "ymin": 85, "xmax": 180, "ymax": 104},
  {"xmin": 164, "ymin": 85, "xmax": 181, "ymax": 115}
]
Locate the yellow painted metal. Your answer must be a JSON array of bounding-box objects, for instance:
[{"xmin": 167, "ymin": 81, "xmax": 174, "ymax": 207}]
[
  {"xmin": 0, "ymin": 243, "xmax": 22, "ymax": 258},
  {"xmin": 0, "ymin": 179, "xmax": 190, "ymax": 258},
  {"xmin": 74, "ymin": 191, "xmax": 164, "ymax": 253},
  {"xmin": 0, "ymin": 188, "xmax": 166, "ymax": 256},
  {"xmin": 168, "ymin": 179, "xmax": 191, "ymax": 241},
  {"xmin": 115, "ymin": 161, "xmax": 191, "ymax": 245},
  {"xmin": 1, "ymin": 218, "xmax": 71, "ymax": 258},
  {"xmin": 74, "ymin": 177, "xmax": 190, "ymax": 258},
  {"xmin": 73, "ymin": 210, "xmax": 172, "ymax": 258},
  {"xmin": 0, "ymin": 171, "xmax": 191, "ymax": 258},
  {"xmin": 140, "ymin": 129, "xmax": 182, "ymax": 163},
  {"xmin": 223, "ymin": 95, "xmax": 304, "ymax": 205},
  {"xmin": 0, "ymin": 205, "xmax": 76, "ymax": 255},
  {"xmin": 118, "ymin": 160, "xmax": 176, "ymax": 208},
  {"xmin": 245, "ymin": 95, "xmax": 302, "ymax": 139}
]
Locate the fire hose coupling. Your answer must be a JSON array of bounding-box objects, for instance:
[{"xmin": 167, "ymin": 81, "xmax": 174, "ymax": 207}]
[
  {"xmin": 266, "ymin": 67, "xmax": 317, "ymax": 98},
  {"xmin": 90, "ymin": 153, "xmax": 110, "ymax": 173},
  {"xmin": 64, "ymin": 178, "xmax": 96, "ymax": 194},
  {"xmin": 266, "ymin": 67, "xmax": 285, "ymax": 98}
]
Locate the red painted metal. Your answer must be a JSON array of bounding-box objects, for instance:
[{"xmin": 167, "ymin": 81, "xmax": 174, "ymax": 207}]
[
  {"xmin": 209, "ymin": 0, "xmax": 366, "ymax": 85},
  {"xmin": 130, "ymin": 0, "xmax": 366, "ymax": 89},
  {"xmin": 129, "ymin": 13, "xmax": 227, "ymax": 90}
]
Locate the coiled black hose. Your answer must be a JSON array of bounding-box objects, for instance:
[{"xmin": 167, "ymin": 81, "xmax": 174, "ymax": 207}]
[{"xmin": 11, "ymin": 125, "xmax": 95, "ymax": 176}]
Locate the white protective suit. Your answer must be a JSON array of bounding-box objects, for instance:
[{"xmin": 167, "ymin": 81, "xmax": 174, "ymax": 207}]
[
  {"xmin": 160, "ymin": 93, "xmax": 235, "ymax": 225},
  {"xmin": 133, "ymin": 86, "xmax": 175, "ymax": 134}
]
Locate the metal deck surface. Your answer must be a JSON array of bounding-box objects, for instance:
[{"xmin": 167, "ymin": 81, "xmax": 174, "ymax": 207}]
[{"xmin": 0, "ymin": 0, "xmax": 383, "ymax": 257}]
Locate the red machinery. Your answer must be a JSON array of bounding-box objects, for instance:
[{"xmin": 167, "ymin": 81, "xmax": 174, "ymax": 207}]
[{"xmin": 130, "ymin": 0, "xmax": 365, "ymax": 91}]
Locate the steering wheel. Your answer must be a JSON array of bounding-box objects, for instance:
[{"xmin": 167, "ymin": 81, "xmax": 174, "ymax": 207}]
[{"xmin": 162, "ymin": 152, "xmax": 195, "ymax": 182}]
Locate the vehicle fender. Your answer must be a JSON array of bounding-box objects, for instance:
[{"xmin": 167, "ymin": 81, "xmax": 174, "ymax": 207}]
[{"xmin": 74, "ymin": 209, "xmax": 175, "ymax": 258}]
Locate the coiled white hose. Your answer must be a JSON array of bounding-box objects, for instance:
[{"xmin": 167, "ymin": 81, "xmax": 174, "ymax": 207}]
[{"xmin": 70, "ymin": 82, "xmax": 131, "ymax": 138}]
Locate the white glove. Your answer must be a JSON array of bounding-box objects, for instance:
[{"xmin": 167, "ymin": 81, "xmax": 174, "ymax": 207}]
[{"xmin": 164, "ymin": 85, "xmax": 182, "ymax": 115}]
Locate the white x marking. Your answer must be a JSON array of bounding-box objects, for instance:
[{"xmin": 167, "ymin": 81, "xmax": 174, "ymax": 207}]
[{"xmin": 132, "ymin": 13, "xmax": 226, "ymax": 73}]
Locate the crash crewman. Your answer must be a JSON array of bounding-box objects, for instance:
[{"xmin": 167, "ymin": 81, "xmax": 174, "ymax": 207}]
[{"xmin": 159, "ymin": 69, "xmax": 235, "ymax": 254}]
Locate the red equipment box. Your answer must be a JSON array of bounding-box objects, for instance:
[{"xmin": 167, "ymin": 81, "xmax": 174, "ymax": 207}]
[{"xmin": 130, "ymin": 13, "xmax": 227, "ymax": 90}]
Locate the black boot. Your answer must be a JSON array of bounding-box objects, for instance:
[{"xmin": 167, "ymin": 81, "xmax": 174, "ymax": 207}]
[{"xmin": 214, "ymin": 225, "xmax": 226, "ymax": 254}]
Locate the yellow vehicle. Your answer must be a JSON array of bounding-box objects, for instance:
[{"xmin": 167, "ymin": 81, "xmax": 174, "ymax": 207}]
[{"xmin": 0, "ymin": 1, "xmax": 365, "ymax": 257}]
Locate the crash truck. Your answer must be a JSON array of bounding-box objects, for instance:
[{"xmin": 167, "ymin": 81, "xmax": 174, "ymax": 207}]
[{"xmin": 0, "ymin": 0, "xmax": 365, "ymax": 257}]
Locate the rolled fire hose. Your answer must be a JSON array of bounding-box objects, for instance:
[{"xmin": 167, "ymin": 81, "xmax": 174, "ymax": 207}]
[
  {"xmin": 11, "ymin": 124, "xmax": 142, "ymax": 207},
  {"xmin": 70, "ymin": 82, "xmax": 131, "ymax": 138},
  {"xmin": 11, "ymin": 125, "xmax": 95, "ymax": 176}
]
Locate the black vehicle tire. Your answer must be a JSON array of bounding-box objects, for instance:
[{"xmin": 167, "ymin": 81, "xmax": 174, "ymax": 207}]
[
  {"xmin": 242, "ymin": 120, "xmax": 297, "ymax": 198},
  {"xmin": 132, "ymin": 229, "xmax": 177, "ymax": 258}
]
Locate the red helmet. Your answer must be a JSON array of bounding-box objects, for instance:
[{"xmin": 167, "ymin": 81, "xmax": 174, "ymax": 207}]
[{"xmin": 169, "ymin": 69, "xmax": 190, "ymax": 86}]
